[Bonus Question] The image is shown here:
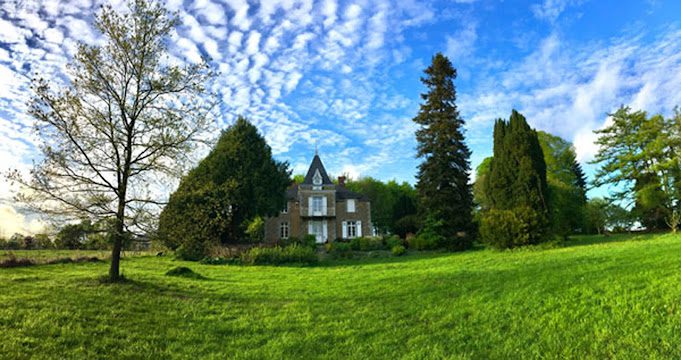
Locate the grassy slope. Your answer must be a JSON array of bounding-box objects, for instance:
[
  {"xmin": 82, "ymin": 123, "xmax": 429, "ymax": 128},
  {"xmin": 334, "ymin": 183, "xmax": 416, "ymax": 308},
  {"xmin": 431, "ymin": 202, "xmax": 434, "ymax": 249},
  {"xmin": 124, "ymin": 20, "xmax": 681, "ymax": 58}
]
[{"xmin": 1, "ymin": 233, "xmax": 681, "ymax": 359}]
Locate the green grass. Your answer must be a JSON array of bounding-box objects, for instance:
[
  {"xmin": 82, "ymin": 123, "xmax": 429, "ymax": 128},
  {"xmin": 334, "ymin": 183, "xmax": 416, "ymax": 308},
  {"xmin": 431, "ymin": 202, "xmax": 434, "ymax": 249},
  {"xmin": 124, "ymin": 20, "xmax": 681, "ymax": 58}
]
[{"xmin": 2, "ymin": 233, "xmax": 681, "ymax": 359}]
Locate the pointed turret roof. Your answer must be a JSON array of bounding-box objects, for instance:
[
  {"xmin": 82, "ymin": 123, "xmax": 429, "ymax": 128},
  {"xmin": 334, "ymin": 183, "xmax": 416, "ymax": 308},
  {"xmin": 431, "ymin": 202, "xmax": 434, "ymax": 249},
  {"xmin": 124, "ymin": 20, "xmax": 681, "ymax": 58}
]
[{"xmin": 303, "ymin": 154, "xmax": 333, "ymax": 185}]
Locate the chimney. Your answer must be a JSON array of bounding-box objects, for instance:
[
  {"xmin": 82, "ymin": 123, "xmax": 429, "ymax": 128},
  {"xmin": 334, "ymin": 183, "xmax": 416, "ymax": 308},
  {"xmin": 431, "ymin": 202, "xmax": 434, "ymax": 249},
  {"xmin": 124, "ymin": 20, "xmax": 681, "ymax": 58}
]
[{"xmin": 338, "ymin": 176, "xmax": 346, "ymax": 187}]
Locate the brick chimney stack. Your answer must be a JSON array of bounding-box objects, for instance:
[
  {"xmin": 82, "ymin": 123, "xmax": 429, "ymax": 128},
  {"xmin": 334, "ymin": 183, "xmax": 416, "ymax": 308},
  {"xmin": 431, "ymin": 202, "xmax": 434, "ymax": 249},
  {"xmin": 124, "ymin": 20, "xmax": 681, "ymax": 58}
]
[{"xmin": 338, "ymin": 176, "xmax": 346, "ymax": 187}]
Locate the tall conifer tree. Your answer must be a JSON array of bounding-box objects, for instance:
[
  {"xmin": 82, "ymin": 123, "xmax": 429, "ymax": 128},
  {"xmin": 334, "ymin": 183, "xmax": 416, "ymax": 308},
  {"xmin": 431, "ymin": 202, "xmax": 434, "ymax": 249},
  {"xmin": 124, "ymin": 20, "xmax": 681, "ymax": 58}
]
[
  {"xmin": 485, "ymin": 110, "xmax": 550, "ymax": 241},
  {"xmin": 413, "ymin": 53, "xmax": 473, "ymax": 249}
]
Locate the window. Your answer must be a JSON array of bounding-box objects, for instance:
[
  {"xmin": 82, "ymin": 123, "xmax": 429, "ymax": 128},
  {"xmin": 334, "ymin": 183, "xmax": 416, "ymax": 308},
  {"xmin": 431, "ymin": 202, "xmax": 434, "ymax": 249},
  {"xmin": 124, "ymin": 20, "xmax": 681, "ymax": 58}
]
[
  {"xmin": 342, "ymin": 220, "xmax": 362, "ymax": 238},
  {"xmin": 313, "ymin": 169, "xmax": 322, "ymax": 185},
  {"xmin": 312, "ymin": 196, "xmax": 323, "ymax": 213},
  {"xmin": 347, "ymin": 199, "xmax": 356, "ymax": 213},
  {"xmin": 282, "ymin": 202, "xmax": 288, "ymax": 214},
  {"xmin": 280, "ymin": 222, "xmax": 289, "ymax": 239},
  {"xmin": 346, "ymin": 221, "xmax": 357, "ymax": 238}
]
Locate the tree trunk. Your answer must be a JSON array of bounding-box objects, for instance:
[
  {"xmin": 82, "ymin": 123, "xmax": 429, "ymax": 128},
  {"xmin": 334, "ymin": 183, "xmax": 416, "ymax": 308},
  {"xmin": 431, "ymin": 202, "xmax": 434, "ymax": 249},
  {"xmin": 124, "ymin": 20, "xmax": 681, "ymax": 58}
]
[
  {"xmin": 109, "ymin": 173, "xmax": 128, "ymax": 281},
  {"xmin": 109, "ymin": 230, "xmax": 123, "ymax": 281},
  {"xmin": 109, "ymin": 202, "xmax": 126, "ymax": 281}
]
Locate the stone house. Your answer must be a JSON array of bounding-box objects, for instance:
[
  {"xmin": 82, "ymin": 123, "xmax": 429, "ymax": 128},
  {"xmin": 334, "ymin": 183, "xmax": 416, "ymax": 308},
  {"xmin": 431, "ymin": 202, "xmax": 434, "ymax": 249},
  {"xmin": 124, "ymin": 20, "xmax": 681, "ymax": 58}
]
[{"xmin": 264, "ymin": 153, "xmax": 372, "ymax": 243}]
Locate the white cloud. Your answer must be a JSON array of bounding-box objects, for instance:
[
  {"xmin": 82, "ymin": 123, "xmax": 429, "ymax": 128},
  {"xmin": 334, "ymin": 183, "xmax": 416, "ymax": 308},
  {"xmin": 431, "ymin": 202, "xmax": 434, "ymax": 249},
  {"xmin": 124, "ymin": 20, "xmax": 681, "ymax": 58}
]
[
  {"xmin": 445, "ymin": 20, "xmax": 477, "ymax": 62},
  {"xmin": 0, "ymin": 205, "xmax": 47, "ymax": 237},
  {"xmin": 531, "ymin": 0, "xmax": 585, "ymax": 23},
  {"xmin": 245, "ymin": 30, "xmax": 261, "ymax": 55},
  {"xmin": 44, "ymin": 27, "xmax": 64, "ymax": 44}
]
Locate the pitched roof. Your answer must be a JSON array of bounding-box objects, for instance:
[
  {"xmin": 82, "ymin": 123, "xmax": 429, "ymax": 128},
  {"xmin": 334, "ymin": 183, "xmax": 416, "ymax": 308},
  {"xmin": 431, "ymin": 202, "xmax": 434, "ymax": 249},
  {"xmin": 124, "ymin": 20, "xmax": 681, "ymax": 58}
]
[
  {"xmin": 302, "ymin": 154, "xmax": 333, "ymax": 185},
  {"xmin": 336, "ymin": 185, "xmax": 369, "ymax": 200}
]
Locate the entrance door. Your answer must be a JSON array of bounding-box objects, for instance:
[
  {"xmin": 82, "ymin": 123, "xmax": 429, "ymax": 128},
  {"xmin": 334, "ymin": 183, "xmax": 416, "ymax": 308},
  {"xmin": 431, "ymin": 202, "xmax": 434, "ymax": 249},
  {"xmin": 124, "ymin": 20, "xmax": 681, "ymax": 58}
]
[{"xmin": 308, "ymin": 220, "xmax": 327, "ymax": 243}]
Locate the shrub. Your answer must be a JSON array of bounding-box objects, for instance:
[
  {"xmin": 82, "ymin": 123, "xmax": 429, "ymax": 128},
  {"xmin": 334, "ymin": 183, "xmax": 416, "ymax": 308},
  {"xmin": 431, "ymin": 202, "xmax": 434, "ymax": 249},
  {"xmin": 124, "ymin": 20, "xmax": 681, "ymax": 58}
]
[
  {"xmin": 283, "ymin": 235, "xmax": 316, "ymax": 249},
  {"xmin": 326, "ymin": 241, "xmax": 353, "ymax": 259},
  {"xmin": 158, "ymin": 182, "xmax": 234, "ymax": 257},
  {"xmin": 394, "ymin": 214, "xmax": 421, "ymax": 239},
  {"xmin": 165, "ymin": 266, "xmax": 206, "ymax": 279},
  {"xmin": 245, "ymin": 216, "xmax": 264, "ymax": 243},
  {"xmin": 0, "ymin": 254, "xmax": 34, "ymax": 268},
  {"xmin": 240, "ymin": 244, "xmax": 317, "ymax": 265},
  {"xmin": 385, "ymin": 235, "xmax": 402, "ymax": 249},
  {"xmin": 391, "ymin": 245, "xmax": 406, "ymax": 256},
  {"xmin": 349, "ymin": 237, "xmax": 361, "ymax": 250},
  {"xmin": 175, "ymin": 241, "xmax": 210, "ymax": 261},
  {"xmin": 301, "ymin": 235, "xmax": 317, "ymax": 248},
  {"xmin": 359, "ymin": 237, "xmax": 384, "ymax": 251},
  {"xmin": 405, "ymin": 233, "xmax": 416, "ymax": 248},
  {"xmin": 412, "ymin": 216, "xmax": 447, "ymax": 250},
  {"xmin": 281, "ymin": 236, "xmax": 298, "ymax": 247},
  {"xmin": 479, "ymin": 207, "xmax": 547, "ymax": 249}
]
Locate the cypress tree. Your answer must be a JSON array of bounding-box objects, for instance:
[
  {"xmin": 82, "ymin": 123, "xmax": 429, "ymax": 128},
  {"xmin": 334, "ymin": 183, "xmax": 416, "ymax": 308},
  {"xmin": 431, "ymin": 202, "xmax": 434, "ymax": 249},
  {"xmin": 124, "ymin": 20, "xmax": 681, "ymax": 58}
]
[
  {"xmin": 484, "ymin": 110, "xmax": 550, "ymax": 244},
  {"xmin": 413, "ymin": 53, "xmax": 473, "ymax": 249}
]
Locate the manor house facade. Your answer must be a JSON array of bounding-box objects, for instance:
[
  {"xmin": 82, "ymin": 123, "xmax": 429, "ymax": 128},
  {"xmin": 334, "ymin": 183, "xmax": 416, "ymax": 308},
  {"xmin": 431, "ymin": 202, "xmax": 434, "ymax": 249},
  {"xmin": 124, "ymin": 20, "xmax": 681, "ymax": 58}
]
[{"xmin": 264, "ymin": 153, "xmax": 372, "ymax": 243}]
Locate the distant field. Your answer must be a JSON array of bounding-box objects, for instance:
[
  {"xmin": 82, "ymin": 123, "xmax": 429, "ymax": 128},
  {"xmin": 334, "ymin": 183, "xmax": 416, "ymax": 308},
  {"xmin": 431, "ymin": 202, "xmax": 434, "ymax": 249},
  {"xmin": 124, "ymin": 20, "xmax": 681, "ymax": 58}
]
[
  {"xmin": 0, "ymin": 249, "xmax": 152, "ymax": 261},
  {"xmin": 2, "ymin": 233, "xmax": 681, "ymax": 359}
]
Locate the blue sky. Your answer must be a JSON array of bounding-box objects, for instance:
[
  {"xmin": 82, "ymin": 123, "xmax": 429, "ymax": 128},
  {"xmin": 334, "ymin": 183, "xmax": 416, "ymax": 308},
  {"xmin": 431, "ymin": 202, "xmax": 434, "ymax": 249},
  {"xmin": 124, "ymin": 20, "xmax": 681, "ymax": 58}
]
[{"xmin": 1, "ymin": 0, "xmax": 681, "ymax": 234}]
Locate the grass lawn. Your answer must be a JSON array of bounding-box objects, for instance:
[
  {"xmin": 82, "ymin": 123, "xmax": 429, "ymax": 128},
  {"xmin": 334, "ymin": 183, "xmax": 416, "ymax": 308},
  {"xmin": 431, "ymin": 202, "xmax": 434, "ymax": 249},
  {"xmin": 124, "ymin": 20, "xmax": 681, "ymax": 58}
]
[{"xmin": 2, "ymin": 233, "xmax": 681, "ymax": 359}]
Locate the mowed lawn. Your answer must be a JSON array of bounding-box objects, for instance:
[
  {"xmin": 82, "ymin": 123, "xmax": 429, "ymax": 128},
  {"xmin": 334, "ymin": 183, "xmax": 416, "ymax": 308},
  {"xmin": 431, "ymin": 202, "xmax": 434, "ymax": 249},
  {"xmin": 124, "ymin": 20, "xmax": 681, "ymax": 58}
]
[{"xmin": 2, "ymin": 234, "xmax": 681, "ymax": 359}]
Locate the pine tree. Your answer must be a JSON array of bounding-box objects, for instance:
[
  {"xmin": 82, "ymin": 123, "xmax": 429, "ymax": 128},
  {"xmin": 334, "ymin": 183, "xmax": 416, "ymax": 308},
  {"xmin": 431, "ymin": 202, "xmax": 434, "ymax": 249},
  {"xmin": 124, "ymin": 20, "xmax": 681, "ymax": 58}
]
[{"xmin": 413, "ymin": 53, "xmax": 473, "ymax": 249}]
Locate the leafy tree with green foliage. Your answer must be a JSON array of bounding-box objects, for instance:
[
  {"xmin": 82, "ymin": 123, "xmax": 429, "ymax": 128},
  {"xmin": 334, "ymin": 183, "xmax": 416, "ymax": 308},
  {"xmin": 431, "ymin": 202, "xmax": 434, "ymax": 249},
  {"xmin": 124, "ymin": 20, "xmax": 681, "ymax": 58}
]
[
  {"xmin": 8, "ymin": 1, "xmax": 217, "ymax": 281},
  {"xmin": 55, "ymin": 222, "xmax": 88, "ymax": 249},
  {"xmin": 584, "ymin": 197, "xmax": 635, "ymax": 234},
  {"xmin": 482, "ymin": 110, "xmax": 550, "ymax": 247},
  {"xmin": 344, "ymin": 177, "xmax": 417, "ymax": 235},
  {"xmin": 245, "ymin": 216, "xmax": 265, "ymax": 243},
  {"xmin": 33, "ymin": 234, "xmax": 53, "ymax": 249},
  {"xmin": 591, "ymin": 106, "xmax": 676, "ymax": 230},
  {"xmin": 473, "ymin": 157, "xmax": 492, "ymax": 211},
  {"xmin": 412, "ymin": 53, "xmax": 473, "ymax": 250},
  {"xmin": 537, "ymin": 131, "xmax": 587, "ymax": 237},
  {"xmin": 158, "ymin": 117, "xmax": 290, "ymax": 259},
  {"xmin": 293, "ymin": 174, "xmax": 305, "ymax": 184}
]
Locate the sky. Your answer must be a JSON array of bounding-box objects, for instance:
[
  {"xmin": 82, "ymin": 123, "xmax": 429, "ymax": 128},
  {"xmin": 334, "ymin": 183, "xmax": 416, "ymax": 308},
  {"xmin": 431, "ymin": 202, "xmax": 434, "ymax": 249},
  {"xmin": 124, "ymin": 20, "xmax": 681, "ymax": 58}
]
[{"xmin": 1, "ymin": 0, "xmax": 681, "ymax": 235}]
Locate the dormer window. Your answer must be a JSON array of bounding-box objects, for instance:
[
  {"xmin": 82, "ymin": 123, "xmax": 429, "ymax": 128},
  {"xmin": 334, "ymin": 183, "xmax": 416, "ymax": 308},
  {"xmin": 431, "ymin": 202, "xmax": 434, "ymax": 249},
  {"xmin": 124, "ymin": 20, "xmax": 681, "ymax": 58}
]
[
  {"xmin": 313, "ymin": 169, "xmax": 322, "ymax": 185},
  {"xmin": 313, "ymin": 169, "xmax": 322, "ymax": 190}
]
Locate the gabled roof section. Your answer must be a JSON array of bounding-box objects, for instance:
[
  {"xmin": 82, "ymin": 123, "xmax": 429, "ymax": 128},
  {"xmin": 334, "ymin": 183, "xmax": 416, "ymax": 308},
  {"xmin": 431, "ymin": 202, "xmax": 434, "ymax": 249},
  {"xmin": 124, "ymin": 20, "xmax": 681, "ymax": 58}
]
[
  {"xmin": 303, "ymin": 154, "xmax": 333, "ymax": 185},
  {"xmin": 336, "ymin": 185, "xmax": 369, "ymax": 201}
]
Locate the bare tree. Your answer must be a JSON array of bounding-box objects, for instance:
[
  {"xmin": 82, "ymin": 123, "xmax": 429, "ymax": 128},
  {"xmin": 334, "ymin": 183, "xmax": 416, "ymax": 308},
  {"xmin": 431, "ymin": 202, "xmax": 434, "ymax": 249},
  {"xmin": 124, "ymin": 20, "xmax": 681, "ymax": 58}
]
[{"xmin": 8, "ymin": 0, "xmax": 217, "ymax": 281}]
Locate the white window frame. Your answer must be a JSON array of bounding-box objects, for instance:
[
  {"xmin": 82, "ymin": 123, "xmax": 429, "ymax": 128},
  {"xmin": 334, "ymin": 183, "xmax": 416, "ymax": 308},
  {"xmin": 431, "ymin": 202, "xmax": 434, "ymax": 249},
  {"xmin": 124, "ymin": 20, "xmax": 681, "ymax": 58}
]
[
  {"xmin": 346, "ymin": 221, "xmax": 357, "ymax": 238},
  {"xmin": 280, "ymin": 222, "xmax": 289, "ymax": 239},
  {"xmin": 282, "ymin": 202, "xmax": 288, "ymax": 214},
  {"xmin": 312, "ymin": 196, "xmax": 324, "ymax": 214},
  {"xmin": 347, "ymin": 199, "xmax": 356, "ymax": 213}
]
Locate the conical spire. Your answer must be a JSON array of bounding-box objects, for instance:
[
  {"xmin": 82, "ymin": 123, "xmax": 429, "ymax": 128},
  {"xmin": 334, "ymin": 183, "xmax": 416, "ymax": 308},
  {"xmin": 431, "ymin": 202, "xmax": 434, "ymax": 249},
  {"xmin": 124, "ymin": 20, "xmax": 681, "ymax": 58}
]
[{"xmin": 303, "ymin": 153, "xmax": 333, "ymax": 185}]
